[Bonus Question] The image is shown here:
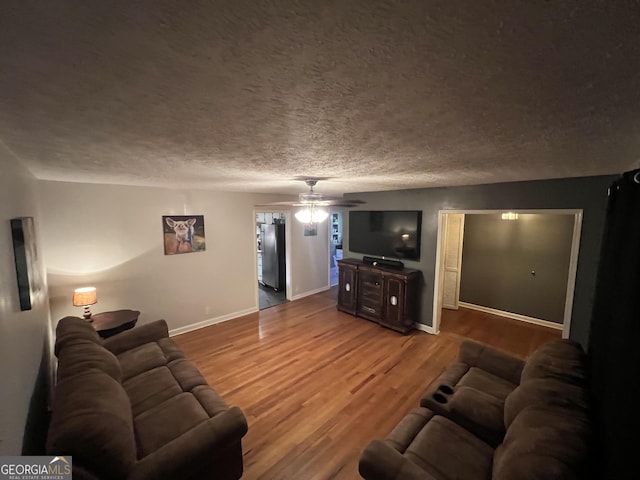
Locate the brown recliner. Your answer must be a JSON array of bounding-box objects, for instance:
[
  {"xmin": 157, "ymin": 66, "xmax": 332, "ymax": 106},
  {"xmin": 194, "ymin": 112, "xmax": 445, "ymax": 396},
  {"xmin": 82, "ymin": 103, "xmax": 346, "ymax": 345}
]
[
  {"xmin": 359, "ymin": 339, "xmax": 591, "ymax": 480},
  {"xmin": 47, "ymin": 317, "xmax": 248, "ymax": 480}
]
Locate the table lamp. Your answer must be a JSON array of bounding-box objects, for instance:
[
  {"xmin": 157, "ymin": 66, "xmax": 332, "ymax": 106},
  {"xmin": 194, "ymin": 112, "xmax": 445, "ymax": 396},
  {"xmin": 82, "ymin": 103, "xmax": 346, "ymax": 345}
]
[{"xmin": 73, "ymin": 287, "xmax": 97, "ymax": 321}]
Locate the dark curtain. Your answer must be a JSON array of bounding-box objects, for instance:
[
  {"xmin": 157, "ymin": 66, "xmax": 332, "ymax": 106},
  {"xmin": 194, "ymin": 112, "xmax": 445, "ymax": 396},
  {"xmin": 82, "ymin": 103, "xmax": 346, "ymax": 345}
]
[{"xmin": 589, "ymin": 169, "xmax": 640, "ymax": 479}]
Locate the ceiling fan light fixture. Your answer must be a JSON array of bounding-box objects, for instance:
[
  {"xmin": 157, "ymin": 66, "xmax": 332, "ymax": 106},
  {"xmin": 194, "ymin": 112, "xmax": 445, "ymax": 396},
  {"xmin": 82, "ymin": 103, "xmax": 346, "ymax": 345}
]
[
  {"xmin": 313, "ymin": 207, "xmax": 329, "ymax": 223},
  {"xmin": 295, "ymin": 204, "xmax": 329, "ymax": 224}
]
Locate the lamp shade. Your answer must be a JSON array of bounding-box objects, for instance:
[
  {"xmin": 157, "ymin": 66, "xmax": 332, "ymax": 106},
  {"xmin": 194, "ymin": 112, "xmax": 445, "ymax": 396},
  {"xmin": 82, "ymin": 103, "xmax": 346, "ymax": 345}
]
[{"xmin": 73, "ymin": 287, "xmax": 97, "ymax": 307}]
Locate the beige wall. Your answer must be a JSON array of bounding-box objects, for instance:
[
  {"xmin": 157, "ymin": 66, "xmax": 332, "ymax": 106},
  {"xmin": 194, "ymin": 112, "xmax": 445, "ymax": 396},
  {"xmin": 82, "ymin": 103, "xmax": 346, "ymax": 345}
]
[
  {"xmin": 39, "ymin": 181, "xmax": 330, "ymax": 333},
  {"xmin": 289, "ymin": 216, "xmax": 330, "ymax": 299},
  {"xmin": 0, "ymin": 156, "xmax": 51, "ymax": 454}
]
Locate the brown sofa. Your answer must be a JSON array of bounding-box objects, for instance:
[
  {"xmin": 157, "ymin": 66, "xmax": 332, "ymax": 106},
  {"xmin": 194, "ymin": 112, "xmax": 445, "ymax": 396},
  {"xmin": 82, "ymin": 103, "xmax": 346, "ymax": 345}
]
[
  {"xmin": 359, "ymin": 339, "xmax": 591, "ymax": 479},
  {"xmin": 46, "ymin": 317, "xmax": 248, "ymax": 480}
]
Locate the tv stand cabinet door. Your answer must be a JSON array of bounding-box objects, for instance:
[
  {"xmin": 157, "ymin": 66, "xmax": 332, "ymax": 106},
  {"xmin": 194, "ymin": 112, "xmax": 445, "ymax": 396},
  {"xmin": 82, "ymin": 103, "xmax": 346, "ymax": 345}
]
[
  {"xmin": 383, "ymin": 271, "xmax": 420, "ymax": 333},
  {"xmin": 381, "ymin": 276, "xmax": 409, "ymax": 332},
  {"xmin": 337, "ymin": 262, "xmax": 358, "ymax": 315}
]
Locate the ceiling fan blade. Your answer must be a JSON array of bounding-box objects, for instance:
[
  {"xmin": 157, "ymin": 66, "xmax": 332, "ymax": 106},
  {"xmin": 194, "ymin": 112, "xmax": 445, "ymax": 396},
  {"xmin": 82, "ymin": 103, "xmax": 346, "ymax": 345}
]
[
  {"xmin": 307, "ymin": 199, "xmax": 366, "ymax": 207},
  {"xmin": 260, "ymin": 178, "xmax": 366, "ymax": 208},
  {"xmin": 258, "ymin": 201, "xmax": 299, "ymax": 206},
  {"xmin": 258, "ymin": 200, "xmax": 365, "ymax": 208}
]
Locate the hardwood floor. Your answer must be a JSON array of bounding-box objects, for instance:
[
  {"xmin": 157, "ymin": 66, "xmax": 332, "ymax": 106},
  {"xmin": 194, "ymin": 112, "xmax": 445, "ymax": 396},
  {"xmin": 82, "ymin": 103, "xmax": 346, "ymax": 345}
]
[
  {"xmin": 173, "ymin": 288, "xmax": 560, "ymax": 479},
  {"xmin": 440, "ymin": 305, "xmax": 561, "ymax": 357},
  {"xmin": 258, "ymin": 283, "xmax": 288, "ymax": 310}
]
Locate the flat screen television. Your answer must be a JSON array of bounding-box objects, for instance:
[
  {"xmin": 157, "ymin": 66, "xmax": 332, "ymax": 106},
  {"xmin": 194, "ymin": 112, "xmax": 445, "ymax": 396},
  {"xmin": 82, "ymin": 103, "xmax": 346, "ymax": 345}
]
[{"xmin": 349, "ymin": 210, "xmax": 422, "ymax": 260}]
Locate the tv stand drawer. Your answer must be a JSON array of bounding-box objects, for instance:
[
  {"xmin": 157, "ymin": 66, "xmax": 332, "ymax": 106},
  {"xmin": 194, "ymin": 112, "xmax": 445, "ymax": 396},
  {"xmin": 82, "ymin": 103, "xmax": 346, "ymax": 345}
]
[{"xmin": 358, "ymin": 299, "xmax": 382, "ymax": 320}]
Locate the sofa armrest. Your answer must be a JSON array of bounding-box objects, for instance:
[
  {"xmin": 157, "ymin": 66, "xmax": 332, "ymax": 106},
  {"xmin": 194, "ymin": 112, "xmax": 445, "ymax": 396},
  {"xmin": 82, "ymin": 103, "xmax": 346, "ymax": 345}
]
[
  {"xmin": 103, "ymin": 320, "xmax": 169, "ymax": 355},
  {"xmin": 359, "ymin": 439, "xmax": 437, "ymax": 480},
  {"xmin": 129, "ymin": 406, "xmax": 248, "ymax": 480},
  {"xmin": 459, "ymin": 340, "xmax": 525, "ymax": 385},
  {"xmin": 420, "ymin": 362, "xmax": 469, "ymax": 407}
]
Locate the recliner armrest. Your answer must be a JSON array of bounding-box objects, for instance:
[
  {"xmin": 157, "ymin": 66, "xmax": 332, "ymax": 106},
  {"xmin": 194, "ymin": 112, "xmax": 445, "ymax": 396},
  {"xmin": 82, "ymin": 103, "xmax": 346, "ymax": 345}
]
[
  {"xmin": 103, "ymin": 320, "xmax": 169, "ymax": 355},
  {"xmin": 419, "ymin": 362, "xmax": 467, "ymax": 409},
  {"xmin": 359, "ymin": 439, "xmax": 437, "ymax": 480},
  {"xmin": 129, "ymin": 406, "xmax": 248, "ymax": 480},
  {"xmin": 459, "ymin": 340, "xmax": 524, "ymax": 385}
]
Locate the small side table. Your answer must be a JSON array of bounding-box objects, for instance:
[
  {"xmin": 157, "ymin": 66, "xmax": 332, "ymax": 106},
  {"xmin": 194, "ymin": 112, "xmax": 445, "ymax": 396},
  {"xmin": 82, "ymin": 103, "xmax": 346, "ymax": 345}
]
[{"xmin": 91, "ymin": 309, "xmax": 140, "ymax": 339}]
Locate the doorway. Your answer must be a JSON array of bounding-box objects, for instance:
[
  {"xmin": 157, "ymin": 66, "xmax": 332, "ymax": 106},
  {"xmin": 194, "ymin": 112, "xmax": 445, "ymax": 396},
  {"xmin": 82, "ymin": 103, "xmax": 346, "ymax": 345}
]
[
  {"xmin": 433, "ymin": 209, "xmax": 583, "ymax": 339},
  {"xmin": 256, "ymin": 211, "xmax": 289, "ymax": 310},
  {"xmin": 329, "ymin": 210, "xmax": 343, "ymax": 287}
]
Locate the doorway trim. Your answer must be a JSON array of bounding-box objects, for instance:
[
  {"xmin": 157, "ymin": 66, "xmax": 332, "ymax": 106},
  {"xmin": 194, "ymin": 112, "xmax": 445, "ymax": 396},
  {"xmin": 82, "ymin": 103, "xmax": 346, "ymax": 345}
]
[
  {"xmin": 328, "ymin": 208, "xmax": 344, "ymax": 287},
  {"xmin": 432, "ymin": 209, "xmax": 583, "ymax": 339},
  {"xmin": 253, "ymin": 209, "xmax": 292, "ymax": 310}
]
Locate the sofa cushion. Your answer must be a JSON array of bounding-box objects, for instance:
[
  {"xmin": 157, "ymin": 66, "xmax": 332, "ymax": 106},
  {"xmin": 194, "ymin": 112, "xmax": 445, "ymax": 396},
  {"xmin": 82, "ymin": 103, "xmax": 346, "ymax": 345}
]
[
  {"xmin": 378, "ymin": 407, "xmax": 494, "ymax": 479},
  {"xmin": 359, "ymin": 439, "xmax": 437, "ymax": 480},
  {"xmin": 123, "ymin": 366, "xmax": 183, "ymax": 417},
  {"xmin": 118, "ymin": 342, "xmax": 168, "ymax": 380},
  {"xmin": 102, "ymin": 320, "xmax": 169, "ymax": 355},
  {"xmin": 458, "ymin": 367, "xmax": 517, "ymax": 400},
  {"xmin": 168, "ymin": 358, "xmax": 209, "ymax": 392},
  {"xmin": 385, "ymin": 407, "xmax": 435, "ymax": 453},
  {"xmin": 458, "ymin": 340, "xmax": 525, "ymax": 385},
  {"xmin": 446, "ymin": 385, "xmax": 505, "ymax": 447},
  {"xmin": 54, "ymin": 316, "xmax": 102, "ymax": 356},
  {"xmin": 504, "ymin": 378, "xmax": 589, "ymax": 428},
  {"xmin": 134, "ymin": 392, "xmax": 210, "ymax": 457},
  {"xmin": 56, "ymin": 341, "xmax": 122, "ymax": 382},
  {"xmin": 191, "ymin": 385, "xmax": 231, "ymax": 418},
  {"xmin": 405, "ymin": 414, "xmax": 494, "ymax": 479},
  {"xmin": 46, "ymin": 370, "xmax": 136, "ymax": 480},
  {"xmin": 493, "ymin": 405, "xmax": 590, "ymax": 480},
  {"xmin": 520, "ymin": 340, "xmax": 587, "ymax": 385},
  {"xmin": 158, "ymin": 338, "xmax": 185, "ymax": 362}
]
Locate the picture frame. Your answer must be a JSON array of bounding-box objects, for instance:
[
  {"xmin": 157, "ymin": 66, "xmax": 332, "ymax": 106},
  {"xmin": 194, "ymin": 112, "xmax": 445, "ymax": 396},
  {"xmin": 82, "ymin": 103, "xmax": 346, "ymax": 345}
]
[
  {"xmin": 304, "ymin": 223, "xmax": 317, "ymax": 237},
  {"xmin": 11, "ymin": 217, "xmax": 43, "ymax": 311},
  {"xmin": 162, "ymin": 215, "xmax": 206, "ymax": 255}
]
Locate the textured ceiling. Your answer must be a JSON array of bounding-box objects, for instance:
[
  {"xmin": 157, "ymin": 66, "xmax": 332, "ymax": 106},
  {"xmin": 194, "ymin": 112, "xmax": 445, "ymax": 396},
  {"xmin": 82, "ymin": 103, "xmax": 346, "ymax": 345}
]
[{"xmin": 1, "ymin": 1, "xmax": 639, "ymax": 195}]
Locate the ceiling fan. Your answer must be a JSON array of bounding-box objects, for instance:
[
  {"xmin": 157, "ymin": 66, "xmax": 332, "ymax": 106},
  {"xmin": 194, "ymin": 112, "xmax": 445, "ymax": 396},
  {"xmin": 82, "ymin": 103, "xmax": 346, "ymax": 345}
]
[{"xmin": 267, "ymin": 178, "xmax": 365, "ymax": 223}]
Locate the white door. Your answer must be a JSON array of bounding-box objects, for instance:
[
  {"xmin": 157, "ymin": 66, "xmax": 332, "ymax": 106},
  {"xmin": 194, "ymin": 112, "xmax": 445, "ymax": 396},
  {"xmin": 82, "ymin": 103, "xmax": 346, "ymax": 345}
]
[{"xmin": 442, "ymin": 213, "xmax": 465, "ymax": 310}]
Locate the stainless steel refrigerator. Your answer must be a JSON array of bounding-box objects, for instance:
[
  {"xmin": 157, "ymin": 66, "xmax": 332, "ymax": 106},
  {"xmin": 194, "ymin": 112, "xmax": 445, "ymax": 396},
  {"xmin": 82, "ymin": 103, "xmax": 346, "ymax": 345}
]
[{"xmin": 261, "ymin": 223, "xmax": 286, "ymax": 291}]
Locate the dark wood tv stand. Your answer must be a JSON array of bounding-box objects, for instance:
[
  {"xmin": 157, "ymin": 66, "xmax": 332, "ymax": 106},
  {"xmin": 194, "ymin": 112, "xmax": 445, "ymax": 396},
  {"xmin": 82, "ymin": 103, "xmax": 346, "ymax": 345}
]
[{"xmin": 336, "ymin": 258, "xmax": 420, "ymax": 334}]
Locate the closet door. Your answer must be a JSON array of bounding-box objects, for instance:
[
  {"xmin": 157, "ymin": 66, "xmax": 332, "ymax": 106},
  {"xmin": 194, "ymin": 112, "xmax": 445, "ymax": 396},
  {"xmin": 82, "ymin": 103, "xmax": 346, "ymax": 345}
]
[{"xmin": 442, "ymin": 213, "xmax": 465, "ymax": 309}]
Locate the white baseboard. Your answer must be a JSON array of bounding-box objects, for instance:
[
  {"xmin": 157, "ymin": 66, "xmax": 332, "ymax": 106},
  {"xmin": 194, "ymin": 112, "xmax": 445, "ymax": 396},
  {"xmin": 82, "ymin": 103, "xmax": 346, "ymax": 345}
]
[
  {"xmin": 414, "ymin": 322, "xmax": 438, "ymax": 335},
  {"xmin": 290, "ymin": 285, "xmax": 330, "ymax": 302},
  {"xmin": 169, "ymin": 286, "xmax": 330, "ymax": 337},
  {"xmin": 169, "ymin": 306, "xmax": 259, "ymax": 337},
  {"xmin": 458, "ymin": 302, "xmax": 563, "ymax": 330}
]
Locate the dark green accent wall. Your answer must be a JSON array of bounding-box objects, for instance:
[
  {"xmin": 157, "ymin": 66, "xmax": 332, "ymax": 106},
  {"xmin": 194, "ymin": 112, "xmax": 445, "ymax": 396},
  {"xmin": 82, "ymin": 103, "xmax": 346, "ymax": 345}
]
[
  {"xmin": 344, "ymin": 175, "xmax": 616, "ymax": 348},
  {"xmin": 459, "ymin": 213, "xmax": 575, "ymax": 323}
]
